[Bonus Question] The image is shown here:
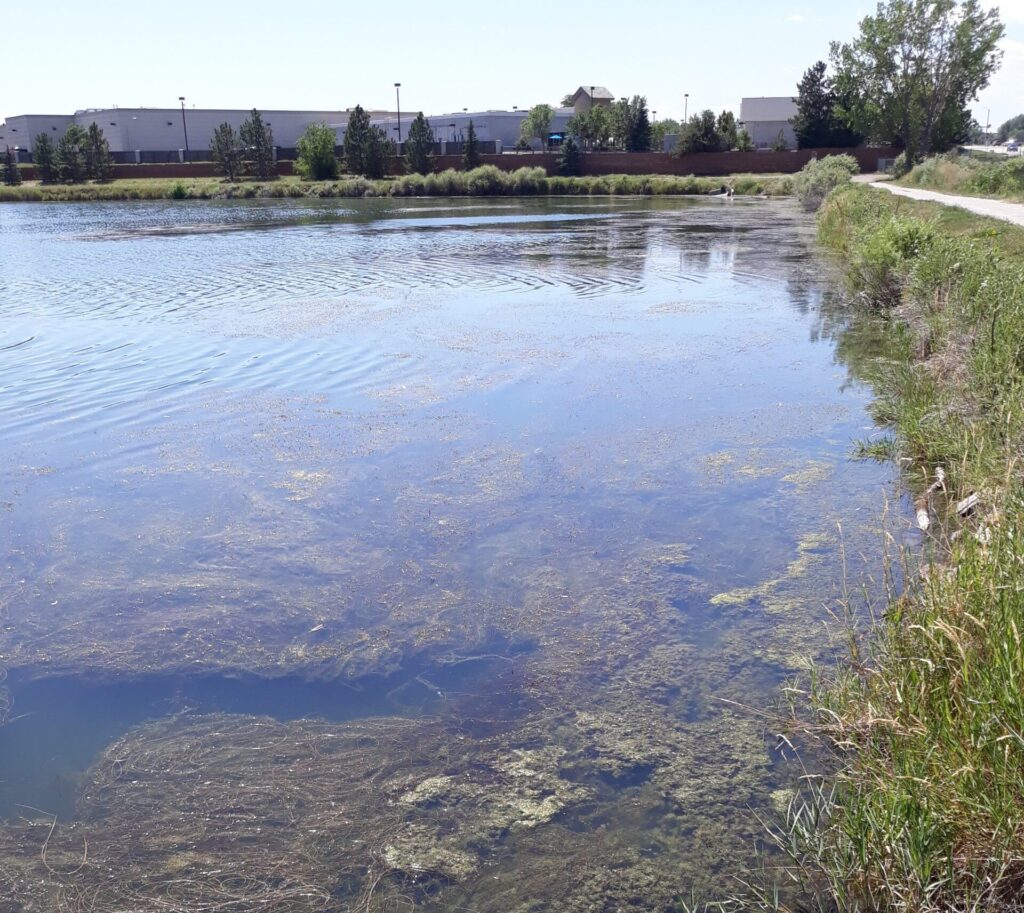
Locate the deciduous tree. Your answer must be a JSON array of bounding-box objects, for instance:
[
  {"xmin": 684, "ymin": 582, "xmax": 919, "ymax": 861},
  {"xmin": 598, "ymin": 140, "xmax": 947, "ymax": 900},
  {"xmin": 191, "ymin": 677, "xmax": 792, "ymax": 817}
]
[
  {"xmin": 649, "ymin": 117, "xmax": 680, "ymax": 153},
  {"xmin": 210, "ymin": 122, "xmax": 244, "ymax": 182},
  {"xmin": 296, "ymin": 122, "xmax": 339, "ymax": 180},
  {"xmin": 996, "ymin": 114, "xmax": 1024, "ymax": 144},
  {"xmin": 404, "ymin": 112, "xmax": 435, "ymax": 175},
  {"xmin": 240, "ymin": 109, "xmax": 275, "ymax": 179},
  {"xmin": 831, "ymin": 0, "xmax": 1004, "ymax": 162},
  {"xmin": 519, "ymin": 104, "xmax": 554, "ymax": 150},
  {"xmin": 676, "ymin": 110, "xmax": 725, "ymax": 155}
]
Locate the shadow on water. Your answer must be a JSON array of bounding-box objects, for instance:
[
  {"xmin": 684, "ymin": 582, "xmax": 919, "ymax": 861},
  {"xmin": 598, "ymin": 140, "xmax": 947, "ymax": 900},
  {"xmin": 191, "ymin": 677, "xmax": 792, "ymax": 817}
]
[{"xmin": 0, "ymin": 637, "xmax": 534, "ymax": 822}]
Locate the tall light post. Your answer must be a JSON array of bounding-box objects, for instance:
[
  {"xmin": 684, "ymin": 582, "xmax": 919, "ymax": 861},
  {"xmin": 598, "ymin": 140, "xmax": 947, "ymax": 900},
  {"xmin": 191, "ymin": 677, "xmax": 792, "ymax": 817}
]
[
  {"xmin": 394, "ymin": 83, "xmax": 402, "ymax": 143},
  {"xmin": 178, "ymin": 96, "xmax": 190, "ymax": 159},
  {"xmin": 590, "ymin": 85, "xmax": 595, "ymax": 113},
  {"xmin": 984, "ymin": 106, "xmax": 992, "ymax": 143},
  {"xmin": 684, "ymin": 93, "xmax": 689, "ymax": 122}
]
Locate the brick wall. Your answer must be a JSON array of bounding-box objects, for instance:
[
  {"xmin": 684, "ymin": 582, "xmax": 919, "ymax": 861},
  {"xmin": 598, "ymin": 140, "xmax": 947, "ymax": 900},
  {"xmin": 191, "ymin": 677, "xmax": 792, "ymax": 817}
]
[{"xmin": 16, "ymin": 147, "xmax": 898, "ymax": 183}]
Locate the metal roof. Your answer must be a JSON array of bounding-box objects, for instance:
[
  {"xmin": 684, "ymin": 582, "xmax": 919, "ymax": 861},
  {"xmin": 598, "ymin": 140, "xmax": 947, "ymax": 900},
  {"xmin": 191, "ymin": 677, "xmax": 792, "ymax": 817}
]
[{"xmin": 571, "ymin": 86, "xmax": 615, "ymax": 103}]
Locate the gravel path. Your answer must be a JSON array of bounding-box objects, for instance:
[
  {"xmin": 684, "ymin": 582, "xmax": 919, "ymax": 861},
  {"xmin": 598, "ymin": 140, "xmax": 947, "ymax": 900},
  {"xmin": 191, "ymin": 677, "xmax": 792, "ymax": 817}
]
[{"xmin": 871, "ymin": 181, "xmax": 1024, "ymax": 228}]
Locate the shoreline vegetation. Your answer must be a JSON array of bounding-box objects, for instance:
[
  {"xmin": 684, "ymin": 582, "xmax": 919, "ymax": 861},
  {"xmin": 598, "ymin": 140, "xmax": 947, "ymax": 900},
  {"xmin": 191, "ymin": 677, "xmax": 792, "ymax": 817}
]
[
  {"xmin": 0, "ymin": 167, "xmax": 794, "ymax": 202},
  {"xmin": 763, "ymin": 184, "xmax": 1024, "ymax": 912},
  {"xmin": 900, "ymin": 151, "xmax": 1024, "ymax": 203}
]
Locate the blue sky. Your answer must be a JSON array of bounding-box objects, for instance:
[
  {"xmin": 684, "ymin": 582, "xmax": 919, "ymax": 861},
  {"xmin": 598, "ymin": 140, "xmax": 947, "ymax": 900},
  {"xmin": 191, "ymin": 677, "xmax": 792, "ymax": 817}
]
[{"xmin": 5, "ymin": 0, "xmax": 1023, "ymax": 128}]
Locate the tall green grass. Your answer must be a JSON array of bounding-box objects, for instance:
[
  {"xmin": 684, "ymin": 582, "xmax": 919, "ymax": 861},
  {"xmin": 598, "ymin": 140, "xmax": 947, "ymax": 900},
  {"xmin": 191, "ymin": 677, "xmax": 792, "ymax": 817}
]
[
  {"xmin": 902, "ymin": 152, "xmax": 1024, "ymax": 201},
  {"xmin": 762, "ymin": 184, "xmax": 1024, "ymax": 912},
  {"xmin": 0, "ymin": 168, "xmax": 794, "ymax": 203}
]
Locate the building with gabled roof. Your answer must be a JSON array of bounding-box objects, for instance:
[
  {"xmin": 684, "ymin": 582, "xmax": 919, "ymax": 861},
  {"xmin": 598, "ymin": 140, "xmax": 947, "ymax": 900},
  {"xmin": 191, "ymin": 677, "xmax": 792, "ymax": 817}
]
[{"xmin": 568, "ymin": 86, "xmax": 616, "ymax": 114}]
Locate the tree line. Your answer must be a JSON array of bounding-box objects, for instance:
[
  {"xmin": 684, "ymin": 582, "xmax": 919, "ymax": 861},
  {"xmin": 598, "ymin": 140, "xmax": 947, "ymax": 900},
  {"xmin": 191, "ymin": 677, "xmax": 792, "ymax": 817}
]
[
  {"xmin": 20, "ymin": 123, "xmax": 113, "ymax": 184},
  {"xmin": 285, "ymin": 106, "xmax": 484, "ymax": 181},
  {"xmin": 209, "ymin": 110, "xmax": 277, "ymax": 181}
]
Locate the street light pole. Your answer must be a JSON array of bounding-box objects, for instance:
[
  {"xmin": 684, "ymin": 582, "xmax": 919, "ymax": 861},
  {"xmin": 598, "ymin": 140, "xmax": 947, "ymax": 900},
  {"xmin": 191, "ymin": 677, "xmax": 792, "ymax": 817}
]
[
  {"xmin": 394, "ymin": 83, "xmax": 402, "ymax": 143},
  {"xmin": 179, "ymin": 96, "xmax": 190, "ymax": 159},
  {"xmin": 684, "ymin": 93, "xmax": 689, "ymax": 122}
]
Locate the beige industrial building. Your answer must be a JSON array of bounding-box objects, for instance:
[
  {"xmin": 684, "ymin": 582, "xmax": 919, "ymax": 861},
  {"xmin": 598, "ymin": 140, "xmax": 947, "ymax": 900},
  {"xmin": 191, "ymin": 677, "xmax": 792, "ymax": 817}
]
[{"xmin": 738, "ymin": 97, "xmax": 798, "ymax": 149}]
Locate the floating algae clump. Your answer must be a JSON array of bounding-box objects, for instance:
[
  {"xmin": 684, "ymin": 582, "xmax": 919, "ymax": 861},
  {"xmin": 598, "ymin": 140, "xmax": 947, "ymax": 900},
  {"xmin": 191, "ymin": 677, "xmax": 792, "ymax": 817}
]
[{"xmin": 710, "ymin": 530, "xmax": 834, "ymax": 607}]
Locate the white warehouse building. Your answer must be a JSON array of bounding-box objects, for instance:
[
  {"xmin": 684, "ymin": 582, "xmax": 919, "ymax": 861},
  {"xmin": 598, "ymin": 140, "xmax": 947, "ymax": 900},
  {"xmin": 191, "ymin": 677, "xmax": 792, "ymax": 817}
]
[
  {"xmin": 0, "ymin": 107, "xmax": 395, "ymax": 155},
  {"xmin": 739, "ymin": 97, "xmax": 798, "ymax": 150}
]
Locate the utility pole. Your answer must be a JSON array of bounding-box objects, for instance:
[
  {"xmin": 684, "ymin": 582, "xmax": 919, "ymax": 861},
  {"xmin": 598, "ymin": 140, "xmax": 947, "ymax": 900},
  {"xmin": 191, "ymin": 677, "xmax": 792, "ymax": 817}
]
[
  {"xmin": 394, "ymin": 83, "xmax": 402, "ymax": 143},
  {"xmin": 179, "ymin": 96, "xmax": 190, "ymax": 159}
]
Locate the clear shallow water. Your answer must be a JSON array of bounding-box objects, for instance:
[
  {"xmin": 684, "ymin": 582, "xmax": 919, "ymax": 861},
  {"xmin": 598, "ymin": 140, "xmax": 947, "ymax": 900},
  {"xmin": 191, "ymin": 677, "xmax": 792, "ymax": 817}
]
[{"xmin": 0, "ymin": 197, "xmax": 892, "ymax": 907}]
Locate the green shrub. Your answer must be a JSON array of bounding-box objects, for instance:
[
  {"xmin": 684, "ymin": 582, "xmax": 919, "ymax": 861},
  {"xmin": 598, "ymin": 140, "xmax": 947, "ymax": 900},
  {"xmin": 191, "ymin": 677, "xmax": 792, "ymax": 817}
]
[
  {"xmin": 465, "ymin": 165, "xmax": 505, "ymax": 195},
  {"xmin": 169, "ymin": 182, "xmax": 187, "ymax": 200},
  {"xmin": 295, "ymin": 123, "xmax": 339, "ymax": 181},
  {"xmin": 792, "ymin": 154, "xmax": 859, "ymax": 211},
  {"xmin": 510, "ymin": 166, "xmax": 547, "ymax": 195}
]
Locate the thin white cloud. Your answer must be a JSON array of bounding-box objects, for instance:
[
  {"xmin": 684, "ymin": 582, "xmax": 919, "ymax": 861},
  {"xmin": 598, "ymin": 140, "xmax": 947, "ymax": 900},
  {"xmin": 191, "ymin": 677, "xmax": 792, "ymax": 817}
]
[{"xmin": 788, "ymin": 13, "xmax": 805, "ymax": 21}]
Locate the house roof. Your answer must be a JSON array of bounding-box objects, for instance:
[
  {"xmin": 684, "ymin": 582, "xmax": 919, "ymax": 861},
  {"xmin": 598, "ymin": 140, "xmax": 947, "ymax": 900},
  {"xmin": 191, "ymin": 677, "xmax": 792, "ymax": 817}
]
[
  {"xmin": 570, "ymin": 86, "xmax": 615, "ymax": 104},
  {"xmin": 739, "ymin": 97, "xmax": 798, "ymax": 123}
]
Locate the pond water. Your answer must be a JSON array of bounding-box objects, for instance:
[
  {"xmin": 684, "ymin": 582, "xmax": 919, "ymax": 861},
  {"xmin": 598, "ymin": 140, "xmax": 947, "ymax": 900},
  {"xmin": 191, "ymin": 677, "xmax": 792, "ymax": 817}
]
[{"xmin": 0, "ymin": 196, "xmax": 893, "ymax": 909}]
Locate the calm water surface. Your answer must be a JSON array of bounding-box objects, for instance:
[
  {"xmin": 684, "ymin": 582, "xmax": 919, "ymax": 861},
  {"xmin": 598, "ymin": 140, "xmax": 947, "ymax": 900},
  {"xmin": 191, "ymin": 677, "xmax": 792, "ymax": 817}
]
[{"xmin": 0, "ymin": 197, "xmax": 891, "ymax": 908}]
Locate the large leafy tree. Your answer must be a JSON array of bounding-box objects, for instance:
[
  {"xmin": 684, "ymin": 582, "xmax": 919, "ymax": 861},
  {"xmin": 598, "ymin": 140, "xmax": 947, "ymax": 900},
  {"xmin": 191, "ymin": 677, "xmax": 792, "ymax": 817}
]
[
  {"xmin": 240, "ymin": 109, "xmax": 275, "ymax": 179},
  {"xmin": 363, "ymin": 126, "xmax": 395, "ymax": 179},
  {"xmin": 792, "ymin": 61, "xmax": 865, "ymax": 148},
  {"xmin": 404, "ymin": 112, "xmax": 435, "ymax": 175},
  {"xmin": 996, "ymin": 114, "xmax": 1024, "ymax": 143},
  {"xmin": 462, "ymin": 120, "xmax": 481, "ymax": 169},
  {"xmin": 519, "ymin": 104, "xmax": 554, "ymax": 149},
  {"xmin": 343, "ymin": 105, "xmax": 371, "ymax": 175},
  {"xmin": 296, "ymin": 122, "xmax": 338, "ymax": 180},
  {"xmin": 210, "ymin": 122, "xmax": 244, "ymax": 181},
  {"xmin": 3, "ymin": 147, "xmax": 21, "ymax": 186},
  {"xmin": 33, "ymin": 133, "xmax": 57, "ymax": 183},
  {"xmin": 830, "ymin": 0, "xmax": 1004, "ymax": 161},
  {"xmin": 650, "ymin": 117, "xmax": 680, "ymax": 153},
  {"xmin": 85, "ymin": 122, "xmax": 112, "ymax": 181},
  {"xmin": 566, "ymin": 106, "xmax": 612, "ymax": 150},
  {"xmin": 55, "ymin": 125, "xmax": 89, "ymax": 183},
  {"xmin": 676, "ymin": 110, "xmax": 726, "ymax": 155}
]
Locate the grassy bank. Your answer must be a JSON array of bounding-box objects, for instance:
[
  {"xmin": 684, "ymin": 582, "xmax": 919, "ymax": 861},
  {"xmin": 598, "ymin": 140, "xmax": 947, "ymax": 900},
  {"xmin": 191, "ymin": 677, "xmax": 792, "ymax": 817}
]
[
  {"xmin": 769, "ymin": 184, "xmax": 1024, "ymax": 912},
  {"xmin": 900, "ymin": 152, "xmax": 1024, "ymax": 202},
  {"xmin": 0, "ymin": 166, "xmax": 793, "ymax": 202}
]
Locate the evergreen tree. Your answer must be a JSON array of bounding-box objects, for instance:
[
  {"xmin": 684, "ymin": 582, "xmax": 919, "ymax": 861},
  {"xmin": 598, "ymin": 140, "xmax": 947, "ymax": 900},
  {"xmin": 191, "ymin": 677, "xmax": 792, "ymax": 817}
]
[
  {"xmin": 716, "ymin": 111, "xmax": 739, "ymax": 150},
  {"xmin": 404, "ymin": 112, "xmax": 435, "ymax": 175},
  {"xmin": 344, "ymin": 105, "xmax": 371, "ymax": 175},
  {"xmin": 240, "ymin": 109, "xmax": 275, "ymax": 179},
  {"xmin": 462, "ymin": 120, "xmax": 481, "ymax": 169},
  {"xmin": 735, "ymin": 129, "xmax": 754, "ymax": 151},
  {"xmin": 85, "ymin": 122, "xmax": 113, "ymax": 181},
  {"xmin": 33, "ymin": 133, "xmax": 57, "ymax": 183},
  {"xmin": 557, "ymin": 136, "xmax": 582, "ymax": 176},
  {"xmin": 363, "ymin": 126, "xmax": 395, "ymax": 179},
  {"xmin": 210, "ymin": 122, "xmax": 244, "ymax": 181},
  {"xmin": 791, "ymin": 61, "xmax": 863, "ymax": 149},
  {"xmin": 55, "ymin": 125, "xmax": 88, "ymax": 183},
  {"xmin": 295, "ymin": 123, "xmax": 339, "ymax": 180},
  {"xmin": 624, "ymin": 96, "xmax": 652, "ymax": 152},
  {"xmin": 3, "ymin": 146, "xmax": 21, "ymax": 186}
]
